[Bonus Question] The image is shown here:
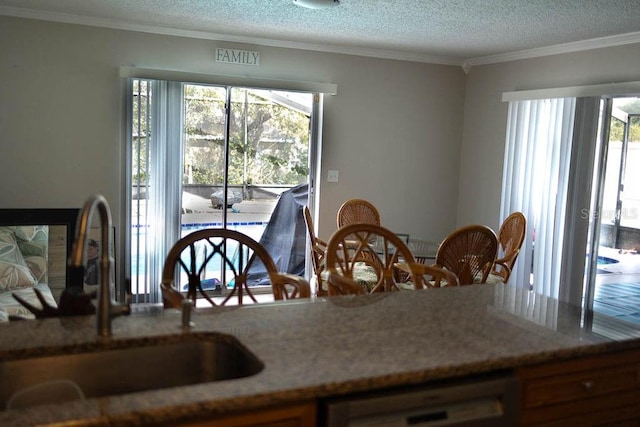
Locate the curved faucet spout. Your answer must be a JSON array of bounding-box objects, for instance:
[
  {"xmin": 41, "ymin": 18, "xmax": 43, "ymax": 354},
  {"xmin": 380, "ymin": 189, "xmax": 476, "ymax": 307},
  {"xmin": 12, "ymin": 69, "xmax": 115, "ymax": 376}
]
[{"xmin": 70, "ymin": 194, "xmax": 130, "ymax": 337}]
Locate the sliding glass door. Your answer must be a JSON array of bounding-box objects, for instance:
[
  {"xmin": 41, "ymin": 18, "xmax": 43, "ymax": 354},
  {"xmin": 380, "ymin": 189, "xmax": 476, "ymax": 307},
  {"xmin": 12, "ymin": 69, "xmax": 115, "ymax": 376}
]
[
  {"xmin": 585, "ymin": 97, "xmax": 640, "ymax": 320},
  {"xmin": 127, "ymin": 80, "xmax": 316, "ymax": 303}
]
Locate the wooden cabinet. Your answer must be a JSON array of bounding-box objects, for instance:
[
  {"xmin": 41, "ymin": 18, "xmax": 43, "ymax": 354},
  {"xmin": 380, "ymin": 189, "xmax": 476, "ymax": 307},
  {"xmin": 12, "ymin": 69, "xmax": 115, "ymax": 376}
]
[
  {"xmin": 176, "ymin": 401, "xmax": 316, "ymax": 427},
  {"xmin": 518, "ymin": 349, "xmax": 640, "ymax": 426}
]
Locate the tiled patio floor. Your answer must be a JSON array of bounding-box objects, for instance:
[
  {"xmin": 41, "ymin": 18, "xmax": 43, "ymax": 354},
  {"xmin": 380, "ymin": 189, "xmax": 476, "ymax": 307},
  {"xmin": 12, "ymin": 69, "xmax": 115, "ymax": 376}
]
[{"xmin": 593, "ymin": 247, "xmax": 640, "ymax": 325}]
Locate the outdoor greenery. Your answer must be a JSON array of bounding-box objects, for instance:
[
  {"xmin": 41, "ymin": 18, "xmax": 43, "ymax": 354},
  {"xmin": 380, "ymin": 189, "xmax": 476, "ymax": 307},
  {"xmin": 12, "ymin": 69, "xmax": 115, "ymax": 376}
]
[
  {"xmin": 131, "ymin": 81, "xmax": 311, "ymax": 189},
  {"xmin": 131, "ymin": 79, "xmax": 150, "ymax": 184},
  {"xmin": 611, "ymin": 99, "xmax": 640, "ymax": 142},
  {"xmin": 183, "ymin": 85, "xmax": 310, "ymax": 186}
]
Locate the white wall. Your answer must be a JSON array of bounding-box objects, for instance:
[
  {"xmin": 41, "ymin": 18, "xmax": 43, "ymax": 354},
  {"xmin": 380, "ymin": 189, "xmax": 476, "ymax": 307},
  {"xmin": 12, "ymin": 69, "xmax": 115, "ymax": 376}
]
[
  {"xmin": 0, "ymin": 16, "xmax": 466, "ymax": 248},
  {"xmin": 459, "ymin": 43, "xmax": 640, "ymax": 231}
]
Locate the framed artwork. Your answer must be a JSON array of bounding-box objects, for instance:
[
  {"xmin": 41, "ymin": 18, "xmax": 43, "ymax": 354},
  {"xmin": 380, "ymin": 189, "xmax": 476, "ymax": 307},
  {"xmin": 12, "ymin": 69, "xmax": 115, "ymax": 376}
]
[{"xmin": 0, "ymin": 209, "xmax": 79, "ymax": 298}]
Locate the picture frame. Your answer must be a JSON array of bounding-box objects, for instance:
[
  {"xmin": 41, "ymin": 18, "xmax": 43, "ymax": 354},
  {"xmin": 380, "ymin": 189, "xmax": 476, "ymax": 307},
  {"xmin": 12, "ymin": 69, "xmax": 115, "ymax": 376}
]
[{"xmin": 0, "ymin": 209, "xmax": 79, "ymax": 299}]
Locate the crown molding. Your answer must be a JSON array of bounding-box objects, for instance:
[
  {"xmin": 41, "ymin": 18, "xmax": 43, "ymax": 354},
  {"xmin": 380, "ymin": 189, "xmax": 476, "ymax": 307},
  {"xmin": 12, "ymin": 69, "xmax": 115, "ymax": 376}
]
[
  {"xmin": 0, "ymin": 6, "xmax": 463, "ymax": 67},
  {"xmin": 464, "ymin": 31, "xmax": 640, "ymax": 70},
  {"xmin": 502, "ymin": 81, "xmax": 640, "ymax": 102},
  {"xmin": 3, "ymin": 6, "xmax": 639, "ymax": 71}
]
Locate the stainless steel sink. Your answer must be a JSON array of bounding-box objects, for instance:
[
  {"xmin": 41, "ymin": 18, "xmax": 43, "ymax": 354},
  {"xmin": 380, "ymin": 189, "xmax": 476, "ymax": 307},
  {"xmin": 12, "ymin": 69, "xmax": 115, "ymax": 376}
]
[{"xmin": 0, "ymin": 333, "xmax": 263, "ymax": 410}]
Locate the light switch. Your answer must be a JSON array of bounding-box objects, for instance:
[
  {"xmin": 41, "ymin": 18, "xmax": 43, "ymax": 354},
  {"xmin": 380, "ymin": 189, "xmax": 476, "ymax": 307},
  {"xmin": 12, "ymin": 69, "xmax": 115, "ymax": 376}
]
[{"xmin": 327, "ymin": 170, "xmax": 339, "ymax": 182}]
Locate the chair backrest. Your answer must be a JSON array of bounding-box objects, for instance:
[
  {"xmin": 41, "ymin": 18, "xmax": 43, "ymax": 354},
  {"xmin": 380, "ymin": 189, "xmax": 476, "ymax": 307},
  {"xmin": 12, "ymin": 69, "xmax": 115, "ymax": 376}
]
[
  {"xmin": 336, "ymin": 199, "xmax": 381, "ymax": 228},
  {"xmin": 324, "ymin": 223, "xmax": 423, "ymax": 295},
  {"xmin": 408, "ymin": 263, "xmax": 460, "ymax": 288},
  {"xmin": 161, "ymin": 228, "xmax": 310, "ymax": 308},
  {"xmin": 435, "ymin": 225, "xmax": 498, "ymax": 285},
  {"xmin": 303, "ymin": 206, "xmax": 328, "ymax": 296},
  {"xmin": 492, "ymin": 212, "xmax": 527, "ymax": 282}
]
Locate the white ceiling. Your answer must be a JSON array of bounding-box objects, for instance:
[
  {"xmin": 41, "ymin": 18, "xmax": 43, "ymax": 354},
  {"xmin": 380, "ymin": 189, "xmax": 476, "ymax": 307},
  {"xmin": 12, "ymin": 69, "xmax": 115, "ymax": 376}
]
[{"xmin": 2, "ymin": 0, "xmax": 640, "ymax": 67}]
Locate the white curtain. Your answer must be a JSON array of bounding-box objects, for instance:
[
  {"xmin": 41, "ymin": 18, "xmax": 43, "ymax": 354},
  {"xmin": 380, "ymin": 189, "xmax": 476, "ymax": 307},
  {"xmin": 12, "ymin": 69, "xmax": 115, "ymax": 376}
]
[{"xmin": 500, "ymin": 98, "xmax": 576, "ymax": 299}]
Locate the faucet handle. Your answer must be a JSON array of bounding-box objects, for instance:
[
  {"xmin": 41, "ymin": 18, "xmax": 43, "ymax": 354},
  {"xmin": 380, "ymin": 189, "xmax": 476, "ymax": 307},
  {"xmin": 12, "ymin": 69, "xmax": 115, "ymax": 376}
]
[
  {"xmin": 181, "ymin": 299, "xmax": 194, "ymax": 329},
  {"xmin": 110, "ymin": 279, "xmax": 131, "ymax": 317}
]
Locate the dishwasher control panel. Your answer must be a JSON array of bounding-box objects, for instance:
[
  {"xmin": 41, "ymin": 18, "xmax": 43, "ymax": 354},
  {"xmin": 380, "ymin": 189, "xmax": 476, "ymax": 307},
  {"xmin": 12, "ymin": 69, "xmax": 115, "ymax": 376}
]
[{"xmin": 322, "ymin": 372, "xmax": 518, "ymax": 426}]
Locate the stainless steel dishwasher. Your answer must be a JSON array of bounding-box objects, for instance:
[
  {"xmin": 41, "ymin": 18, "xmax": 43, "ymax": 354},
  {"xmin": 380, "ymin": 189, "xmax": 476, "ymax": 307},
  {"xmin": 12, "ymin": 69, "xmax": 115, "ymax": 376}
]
[{"xmin": 323, "ymin": 372, "xmax": 518, "ymax": 426}]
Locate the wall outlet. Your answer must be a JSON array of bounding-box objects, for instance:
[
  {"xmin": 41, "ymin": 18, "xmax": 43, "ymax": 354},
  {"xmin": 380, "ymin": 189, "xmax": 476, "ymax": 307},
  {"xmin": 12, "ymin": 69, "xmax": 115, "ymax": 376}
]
[{"xmin": 328, "ymin": 170, "xmax": 339, "ymax": 182}]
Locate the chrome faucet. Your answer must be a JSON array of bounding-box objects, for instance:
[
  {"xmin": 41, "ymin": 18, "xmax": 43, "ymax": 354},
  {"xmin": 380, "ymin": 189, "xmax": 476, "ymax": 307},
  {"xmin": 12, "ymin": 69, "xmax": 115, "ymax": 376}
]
[{"xmin": 69, "ymin": 194, "xmax": 130, "ymax": 337}]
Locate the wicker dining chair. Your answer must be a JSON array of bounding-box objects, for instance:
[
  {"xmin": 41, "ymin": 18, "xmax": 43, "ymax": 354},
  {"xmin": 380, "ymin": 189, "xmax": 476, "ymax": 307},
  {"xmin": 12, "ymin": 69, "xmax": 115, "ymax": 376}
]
[
  {"xmin": 326, "ymin": 271, "xmax": 367, "ymax": 295},
  {"xmin": 160, "ymin": 228, "xmax": 310, "ymax": 308},
  {"xmin": 434, "ymin": 224, "xmax": 498, "ymax": 285},
  {"xmin": 324, "ymin": 223, "xmax": 423, "ymax": 295},
  {"xmin": 490, "ymin": 212, "xmax": 526, "ymax": 283},
  {"xmin": 396, "ymin": 262, "xmax": 460, "ymax": 288},
  {"xmin": 336, "ymin": 198, "xmax": 381, "ymax": 228},
  {"xmin": 418, "ymin": 263, "xmax": 460, "ymax": 288},
  {"xmin": 303, "ymin": 206, "xmax": 328, "ymax": 296}
]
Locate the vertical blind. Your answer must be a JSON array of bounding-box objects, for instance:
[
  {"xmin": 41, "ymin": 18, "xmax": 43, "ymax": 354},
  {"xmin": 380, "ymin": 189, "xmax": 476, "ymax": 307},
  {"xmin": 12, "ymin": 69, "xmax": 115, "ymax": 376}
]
[
  {"xmin": 500, "ymin": 97, "xmax": 576, "ymax": 300},
  {"xmin": 129, "ymin": 80, "xmax": 184, "ymax": 303}
]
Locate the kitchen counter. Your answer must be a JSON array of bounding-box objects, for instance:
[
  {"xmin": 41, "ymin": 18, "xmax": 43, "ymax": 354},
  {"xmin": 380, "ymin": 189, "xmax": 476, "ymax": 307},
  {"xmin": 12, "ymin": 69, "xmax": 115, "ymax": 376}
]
[{"xmin": 1, "ymin": 283, "xmax": 640, "ymax": 426}]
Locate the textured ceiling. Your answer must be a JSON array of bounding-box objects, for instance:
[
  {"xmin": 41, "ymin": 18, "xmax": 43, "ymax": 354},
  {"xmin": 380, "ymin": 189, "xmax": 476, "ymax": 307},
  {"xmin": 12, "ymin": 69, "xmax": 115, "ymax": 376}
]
[{"xmin": 2, "ymin": 0, "xmax": 640, "ymax": 66}]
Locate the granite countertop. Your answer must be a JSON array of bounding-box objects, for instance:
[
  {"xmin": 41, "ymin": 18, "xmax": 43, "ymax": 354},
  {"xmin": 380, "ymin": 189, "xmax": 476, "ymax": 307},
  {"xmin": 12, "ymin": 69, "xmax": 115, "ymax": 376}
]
[{"xmin": 1, "ymin": 284, "xmax": 640, "ymax": 426}]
